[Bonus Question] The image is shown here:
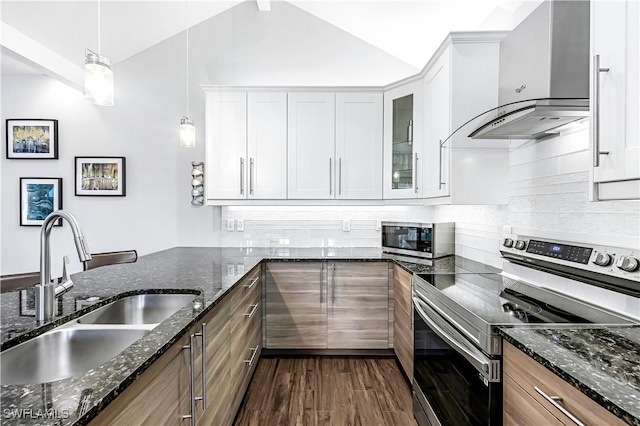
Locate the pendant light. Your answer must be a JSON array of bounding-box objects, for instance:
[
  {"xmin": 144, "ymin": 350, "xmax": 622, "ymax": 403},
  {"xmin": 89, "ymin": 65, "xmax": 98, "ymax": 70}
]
[
  {"xmin": 85, "ymin": 0, "xmax": 114, "ymax": 106},
  {"xmin": 180, "ymin": 1, "xmax": 195, "ymax": 148}
]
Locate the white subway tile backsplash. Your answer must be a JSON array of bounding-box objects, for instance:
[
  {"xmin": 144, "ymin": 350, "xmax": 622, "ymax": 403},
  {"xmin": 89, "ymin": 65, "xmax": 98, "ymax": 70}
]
[
  {"xmin": 535, "ymin": 192, "xmax": 587, "ymax": 212},
  {"xmin": 557, "ymin": 212, "xmax": 624, "ymax": 236},
  {"xmin": 558, "ymin": 150, "xmax": 590, "ymax": 174}
]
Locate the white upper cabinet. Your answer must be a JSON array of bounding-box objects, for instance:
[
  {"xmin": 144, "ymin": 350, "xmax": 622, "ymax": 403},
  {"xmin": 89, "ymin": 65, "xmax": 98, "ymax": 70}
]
[
  {"xmin": 422, "ymin": 35, "xmax": 509, "ymax": 205},
  {"xmin": 287, "ymin": 92, "xmax": 336, "ymax": 199},
  {"xmin": 206, "ymin": 90, "xmax": 287, "ymax": 202},
  {"xmin": 205, "ymin": 91, "xmax": 247, "ymax": 200},
  {"xmin": 422, "ymin": 47, "xmax": 451, "ymax": 199},
  {"xmin": 383, "ymin": 80, "xmax": 423, "ymax": 199},
  {"xmin": 591, "ymin": 0, "xmax": 640, "ymax": 200},
  {"xmin": 247, "ymin": 92, "xmax": 288, "ymax": 199},
  {"xmin": 335, "ymin": 92, "xmax": 383, "ymax": 199}
]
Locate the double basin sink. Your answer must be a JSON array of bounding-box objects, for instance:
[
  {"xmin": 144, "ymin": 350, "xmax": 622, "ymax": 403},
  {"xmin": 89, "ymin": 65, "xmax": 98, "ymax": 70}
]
[{"xmin": 1, "ymin": 293, "xmax": 197, "ymax": 385}]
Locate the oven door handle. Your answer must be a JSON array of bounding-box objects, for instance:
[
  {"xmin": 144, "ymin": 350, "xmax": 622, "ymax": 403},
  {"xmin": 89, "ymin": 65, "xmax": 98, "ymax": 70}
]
[{"xmin": 413, "ymin": 296, "xmax": 494, "ymax": 379}]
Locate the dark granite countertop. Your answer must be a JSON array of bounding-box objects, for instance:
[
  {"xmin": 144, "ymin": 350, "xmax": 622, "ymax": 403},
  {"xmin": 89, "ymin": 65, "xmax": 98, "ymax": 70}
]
[
  {"xmin": 500, "ymin": 326, "xmax": 640, "ymax": 426},
  {"xmin": 0, "ymin": 247, "xmax": 483, "ymax": 425}
]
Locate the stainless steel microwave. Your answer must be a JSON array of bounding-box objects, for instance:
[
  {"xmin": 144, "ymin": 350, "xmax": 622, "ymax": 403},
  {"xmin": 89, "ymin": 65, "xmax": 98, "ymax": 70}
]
[{"xmin": 381, "ymin": 222, "xmax": 454, "ymax": 259}]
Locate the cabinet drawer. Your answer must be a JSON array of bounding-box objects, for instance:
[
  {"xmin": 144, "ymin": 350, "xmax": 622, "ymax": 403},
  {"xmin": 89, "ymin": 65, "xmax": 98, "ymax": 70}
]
[
  {"xmin": 503, "ymin": 342, "xmax": 625, "ymax": 426},
  {"xmin": 504, "ymin": 373, "xmax": 563, "ymax": 426}
]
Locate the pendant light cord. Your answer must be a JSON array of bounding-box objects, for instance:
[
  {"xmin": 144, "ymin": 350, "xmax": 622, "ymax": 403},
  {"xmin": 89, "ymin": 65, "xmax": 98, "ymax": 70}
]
[
  {"xmin": 186, "ymin": 1, "xmax": 190, "ymax": 117},
  {"xmin": 97, "ymin": 0, "xmax": 101, "ymax": 54}
]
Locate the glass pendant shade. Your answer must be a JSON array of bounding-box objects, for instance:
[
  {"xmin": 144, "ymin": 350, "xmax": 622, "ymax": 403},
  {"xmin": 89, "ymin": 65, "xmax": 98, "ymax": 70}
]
[
  {"xmin": 85, "ymin": 50, "xmax": 114, "ymax": 106},
  {"xmin": 180, "ymin": 117, "xmax": 196, "ymax": 148}
]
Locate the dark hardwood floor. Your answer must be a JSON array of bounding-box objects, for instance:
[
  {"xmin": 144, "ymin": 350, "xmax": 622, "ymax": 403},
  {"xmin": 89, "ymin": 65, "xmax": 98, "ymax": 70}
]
[{"xmin": 234, "ymin": 357, "xmax": 417, "ymax": 426}]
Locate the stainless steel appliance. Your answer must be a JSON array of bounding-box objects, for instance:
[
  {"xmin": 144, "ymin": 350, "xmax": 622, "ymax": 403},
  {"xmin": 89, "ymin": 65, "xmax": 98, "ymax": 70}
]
[
  {"xmin": 469, "ymin": 0, "xmax": 590, "ymax": 140},
  {"xmin": 381, "ymin": 222, "xmax": 454, "ymax": 259},
  {"xmin": 412, "ymin": 235, "xmax": 639, "ymax": 426}
]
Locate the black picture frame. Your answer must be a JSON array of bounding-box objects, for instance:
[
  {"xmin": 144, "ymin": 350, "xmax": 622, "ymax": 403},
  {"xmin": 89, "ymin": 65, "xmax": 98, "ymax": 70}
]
[
  {"xmin": 74, "ymin": 156, "xmax": 126, "ymax": 196},
  {"xmin": 6, "ymin": 119, "xmax": 59, "ymax": 159},
  {"xmin": 19, "ymin": 177, "xmax": 63, "ymax": 226}
]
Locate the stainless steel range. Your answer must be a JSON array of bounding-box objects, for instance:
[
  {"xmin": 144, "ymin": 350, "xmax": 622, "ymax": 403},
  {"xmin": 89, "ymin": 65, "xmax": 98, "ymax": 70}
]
[{"xmin": 412, "ymin": 235, "xmax": 639, "ymax": 426}]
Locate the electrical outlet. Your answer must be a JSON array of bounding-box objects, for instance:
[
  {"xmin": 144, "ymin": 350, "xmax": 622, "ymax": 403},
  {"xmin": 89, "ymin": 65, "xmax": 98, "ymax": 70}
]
[
  {"xmin": 343, "ymin": 219, "xmax": 351, "ymax": 232},
  {"xmin": 226, "ymin": 219, "xmax": 235, "ymax": 231},
  {"xmin": 502, "ymin": 225, "xmax": 512, "ymax": 235},
  {"xmin": 226, "ymin": 264, "xmax": 235, "ymax": 276},
  {"xmin": 236, "ymin": 219, "xmax": 244, "ymax": 231},
  {"xmin": 236, "ymin": 264, "xmax": 245, "ymax": 275}
]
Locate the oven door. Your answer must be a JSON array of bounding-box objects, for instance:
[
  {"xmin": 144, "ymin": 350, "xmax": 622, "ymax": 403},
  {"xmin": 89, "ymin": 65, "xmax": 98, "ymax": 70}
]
[{"xmin": 413, "ymin": 296, "xmax": 501, "ymax": 426}]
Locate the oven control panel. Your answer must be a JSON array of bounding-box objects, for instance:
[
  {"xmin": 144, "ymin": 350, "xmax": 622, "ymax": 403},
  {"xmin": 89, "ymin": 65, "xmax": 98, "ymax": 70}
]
[
  {"xmin": 500, "ymin": 235, "xmax": 640, "ymax": 282},
  {"xmin": 525, "ymin": 240, "xmax": 593, "ymax": 265}
]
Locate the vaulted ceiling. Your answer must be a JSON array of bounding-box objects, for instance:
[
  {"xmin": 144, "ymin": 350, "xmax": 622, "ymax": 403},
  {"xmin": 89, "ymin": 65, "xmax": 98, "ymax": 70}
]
[{"xmin": 0, "ymin": 0, "xmax": 541, "ymax": 86}]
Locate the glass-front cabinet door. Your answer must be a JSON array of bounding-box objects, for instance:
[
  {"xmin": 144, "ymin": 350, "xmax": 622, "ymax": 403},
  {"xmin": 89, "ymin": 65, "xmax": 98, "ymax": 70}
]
[
  {"xmin": 392, "ymin": 94, "xmax": 414, "ymax": 190},
  {"xmin": 383, "ymin": 79, "xmax": 423, "ymax": 199}
]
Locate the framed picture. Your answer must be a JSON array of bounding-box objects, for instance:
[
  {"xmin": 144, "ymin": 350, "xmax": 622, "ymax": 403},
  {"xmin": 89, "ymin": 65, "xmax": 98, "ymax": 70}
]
[
  {"xmin": 6, "ymin": 119, "xmax": 58, "ymax": 159},
  {"xmin": 75, "ymin": 156, "xmax": 126, "ymax": 196},
  {"xmin": 20, "ymin": 177, "xmax": 63, "ymax": 226}
]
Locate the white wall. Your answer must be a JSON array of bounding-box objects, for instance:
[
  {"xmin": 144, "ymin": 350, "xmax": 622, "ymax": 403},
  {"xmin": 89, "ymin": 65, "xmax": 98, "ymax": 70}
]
[{"xmin": 0, "ymin": 74, "xmax": 180, "ymax": 276}]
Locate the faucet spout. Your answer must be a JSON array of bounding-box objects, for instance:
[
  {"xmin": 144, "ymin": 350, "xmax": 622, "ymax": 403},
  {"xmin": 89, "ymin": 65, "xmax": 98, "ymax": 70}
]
[{"xmin": 36, "ymin": 210, "xmax": 92, "ymax": 323}]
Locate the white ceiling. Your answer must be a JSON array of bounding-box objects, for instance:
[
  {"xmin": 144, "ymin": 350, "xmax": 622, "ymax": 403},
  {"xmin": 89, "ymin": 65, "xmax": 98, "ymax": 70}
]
[{"xmin": 0, "ymin": 0, "xmax": 540, "ymax": 80}]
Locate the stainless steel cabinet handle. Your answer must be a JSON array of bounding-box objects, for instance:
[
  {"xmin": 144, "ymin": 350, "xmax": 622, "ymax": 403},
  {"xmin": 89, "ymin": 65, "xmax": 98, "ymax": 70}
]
[
  {"xmin": 338, "ymin": 158, "xmax": 342, "ymax": 196},
  {"xmin": 181, "ymin": 334, "xmax": 196, "ymax": 426},
  {"xmin": 245, "ymin": 302, "xmax": 260, "ymax": 318},
  {"xmin": 249, "ymin": 157, "xmax": 254, "ymax": 195},
  {"xmin": 197, "ymin": 323, "xmax": 206, "ymax": 410},
  {"xmin": 240, "ymin": 158, "xmax": 245, "ymax": 195},
  {"xmin": 414, "ymin": 153, "xmax": 419, "ymax": 193},
  {"xmin": 593, "ymin": 54, "xmax": 610, "ymax": 167},
  {"xmin": 438, "ymin": 140, "xmax": 445, "ymax": 190},
  {"xmin": 534, "ymin": 386, "xmax": 586, "ymax": 426},
  {"xmin": 329, "ymin": 158, "xmax": 333, "ymax": 195},
  {"xmin": 320, "ymin": 262, "xmax": 324, "ymax": 303},
  {"xmin": 245, "ymin": 276, "xmax": 259, "ymax": 290},
  {"xmin": 244, "ymin": 345, "xmax": 259, "ymax": 366},
  {"xmin": 331, "ymin": 262, "xmax": 336, "ymax": 305}
]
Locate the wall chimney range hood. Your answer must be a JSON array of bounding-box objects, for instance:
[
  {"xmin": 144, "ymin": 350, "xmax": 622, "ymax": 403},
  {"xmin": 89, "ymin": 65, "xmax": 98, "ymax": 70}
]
[{"xmin": 469, "ymin": 0, "xmax": 590, "ymax": 140}]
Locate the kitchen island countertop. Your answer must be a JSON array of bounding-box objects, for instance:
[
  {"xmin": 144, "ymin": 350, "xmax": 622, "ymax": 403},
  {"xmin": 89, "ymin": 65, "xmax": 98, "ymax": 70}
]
[
  {"xmin": 0, "ymin": 247, "xmax": 491, "ymax": 425},
  {"xmin": 500, "ymin": 326, "xmax": 640, "ymax": 426}
]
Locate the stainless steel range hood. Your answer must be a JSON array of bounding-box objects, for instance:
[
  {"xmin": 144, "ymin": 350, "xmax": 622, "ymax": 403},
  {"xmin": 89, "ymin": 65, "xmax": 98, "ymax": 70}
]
[{"xmin": 469, "ymin": 0, "xmax": 590, "ymax": 140}]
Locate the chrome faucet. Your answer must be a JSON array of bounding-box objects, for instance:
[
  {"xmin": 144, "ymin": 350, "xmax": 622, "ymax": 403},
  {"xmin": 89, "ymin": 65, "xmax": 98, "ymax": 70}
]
[{"xmin": 36, "ymin": 210, "xmax": 92, "ymax": 323}]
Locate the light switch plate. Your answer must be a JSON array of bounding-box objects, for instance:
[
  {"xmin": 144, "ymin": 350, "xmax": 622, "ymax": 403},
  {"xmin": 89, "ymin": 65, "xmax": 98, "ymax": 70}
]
[
  {"xmin": 343, "ymin": 219, "xmax": 351, "ymax": 232},
  {"xmin": 236, "ymin": 219, "xmax": 244, "ymax": 231},
  {"xmin": 226, "ymin": 219, "xmax": 235, "ymax": 231}
]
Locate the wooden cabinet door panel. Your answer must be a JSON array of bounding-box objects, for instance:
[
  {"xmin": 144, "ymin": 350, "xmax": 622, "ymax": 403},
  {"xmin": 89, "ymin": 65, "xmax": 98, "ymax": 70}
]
[
  {"xmin": 90, "ymin": 334, "xmax": 191, "ymax": 425},
  {"xmin": 503, "ymin": 342, "xmax": 625, "ymax": 426},
  {"xmin": 196, "ymin": 302, "xmax": 231, "ymax": 426},
  {"xmin": 503, "ymin": 374, "xmax": 563, "ymax": 426},
  {"xmin": 265, "ymin": 262, "xmax": 327, "ymax": 349},
  {"xmin": 393, "ymin": 265, "xmax": 413, "ymax": 380},
  {"xmin": 327, "ymin": 262, "xmax": 389, "ymax": 349}
]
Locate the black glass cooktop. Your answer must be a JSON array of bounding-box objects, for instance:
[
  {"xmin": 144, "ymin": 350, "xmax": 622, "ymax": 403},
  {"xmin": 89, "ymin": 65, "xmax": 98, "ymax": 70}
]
[{"xmin": 415, "ymin": 273, "xmax": 634, "ymax": 326}]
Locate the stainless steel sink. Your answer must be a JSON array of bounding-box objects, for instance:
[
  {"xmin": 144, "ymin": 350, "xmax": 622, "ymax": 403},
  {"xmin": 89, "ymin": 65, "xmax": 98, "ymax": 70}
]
[
  {"xmin": 0, "ymin": 327, "xmax": 149, "ymax": 385},
  {"xmin": 77, "ymin": 293, "xmax": 197, "ymax": 325}
]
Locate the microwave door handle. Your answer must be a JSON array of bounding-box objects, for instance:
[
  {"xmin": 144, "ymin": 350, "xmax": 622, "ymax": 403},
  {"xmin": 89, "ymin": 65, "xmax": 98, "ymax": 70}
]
[{"xmin": 413, "ymin": 297, "xmax": 491, "ymax": 376}]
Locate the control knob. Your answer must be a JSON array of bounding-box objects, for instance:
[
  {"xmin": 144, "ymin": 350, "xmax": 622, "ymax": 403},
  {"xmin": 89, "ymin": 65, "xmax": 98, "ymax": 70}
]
[
  {"xmin": 592, "ymin": 252, "xmax": 613, "ymax": 267},
  {"xmin": 616, "ymin": 256, "xmax": 639, "ymax": 273},
  {"xmin": 503, "ymin": 238, "xmax": 514, "ymax": 248},
  {"xmin": 515, "ymin": 240, "xmax": 526, "ymax": 250}
]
